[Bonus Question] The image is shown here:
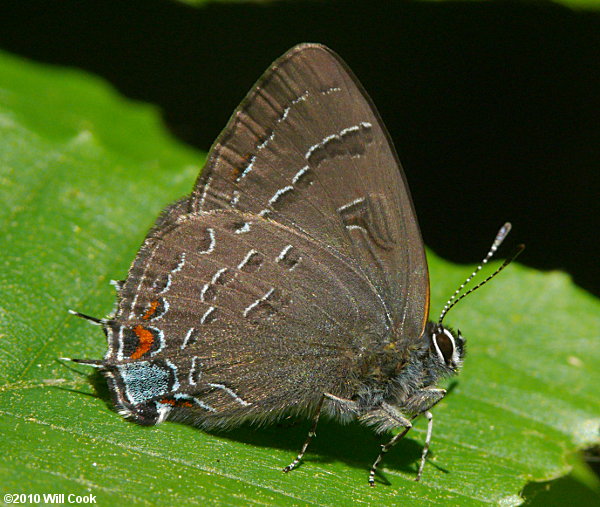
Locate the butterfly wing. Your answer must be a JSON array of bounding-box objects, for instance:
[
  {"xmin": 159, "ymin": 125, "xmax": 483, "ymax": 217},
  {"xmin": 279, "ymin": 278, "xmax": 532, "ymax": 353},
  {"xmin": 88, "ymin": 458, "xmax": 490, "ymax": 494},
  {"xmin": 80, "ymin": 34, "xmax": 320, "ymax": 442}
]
[
  {"xmin": 190, "ymin": 43, "xmax": 429, "ymax": 342},
  {"xmin": 105, "ymin": 210, "xmax": 390, "ymax": 426}
]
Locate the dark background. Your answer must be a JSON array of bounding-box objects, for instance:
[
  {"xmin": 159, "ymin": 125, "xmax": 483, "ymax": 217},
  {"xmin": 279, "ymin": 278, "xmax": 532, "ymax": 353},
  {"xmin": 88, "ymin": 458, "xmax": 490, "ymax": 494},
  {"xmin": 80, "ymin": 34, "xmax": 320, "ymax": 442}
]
[{"xmin": 1, "ymin": 0, "xmax": 598, "ymax": 295}]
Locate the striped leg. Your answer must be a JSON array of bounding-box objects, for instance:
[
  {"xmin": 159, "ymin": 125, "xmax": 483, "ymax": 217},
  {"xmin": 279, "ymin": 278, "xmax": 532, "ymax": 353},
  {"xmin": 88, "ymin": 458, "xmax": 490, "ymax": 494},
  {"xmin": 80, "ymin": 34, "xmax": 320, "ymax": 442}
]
[
  {"xmin": 368, "ymin": 425, "xmax": 412, "ymax": 487},
  {"xmin": 283, "ymin": 396, "xmax": 325, "ymax": 473},
  {"xmin": 416, "ymin": 410, "xmax": 434, "ymax": 481}
]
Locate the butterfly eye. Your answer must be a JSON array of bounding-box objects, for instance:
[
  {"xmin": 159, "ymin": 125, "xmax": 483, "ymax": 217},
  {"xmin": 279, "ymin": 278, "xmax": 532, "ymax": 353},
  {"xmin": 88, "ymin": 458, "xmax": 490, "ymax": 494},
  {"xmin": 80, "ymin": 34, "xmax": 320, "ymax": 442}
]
[{"xmin": 433, "ymin": 330, "xmax": 456, "ymax": 366}]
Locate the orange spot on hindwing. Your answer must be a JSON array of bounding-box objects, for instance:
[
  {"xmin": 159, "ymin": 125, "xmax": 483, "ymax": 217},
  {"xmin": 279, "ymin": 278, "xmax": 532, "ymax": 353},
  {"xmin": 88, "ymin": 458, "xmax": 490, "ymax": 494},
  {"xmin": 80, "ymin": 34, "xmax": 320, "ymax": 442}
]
[
  {"xmin": 142, "ymin": 300, "xmax": 160, "ymax": 320},
  {"xmin": 130, "ymin": 325, "xmax": 155, "ymax": 359},
  {"xmin": 159, "ymin": 397, "xmax": 193, "ymax": 408},
  {"xmin": 141, "ymin": 298, "xmax": 167, "ymax": 321}
]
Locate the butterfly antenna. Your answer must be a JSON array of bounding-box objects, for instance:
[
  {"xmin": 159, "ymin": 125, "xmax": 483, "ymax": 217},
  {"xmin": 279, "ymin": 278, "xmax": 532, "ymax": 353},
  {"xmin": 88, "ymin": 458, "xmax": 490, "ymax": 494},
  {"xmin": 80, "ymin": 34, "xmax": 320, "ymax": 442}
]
[
  {"xmin": 438, "ymin": 222, "xmax": 524, "ymax": 323},
  {"xmin": 63, "ymin": 310, "xmax": 105, "ymax": 366},
  {"xmin": 59, "ymin": 357, "xmax": 105, "ymax": 367},
  {"xmin": 68, "ymin": 309, "xmax": 103, "ymax": 325}
]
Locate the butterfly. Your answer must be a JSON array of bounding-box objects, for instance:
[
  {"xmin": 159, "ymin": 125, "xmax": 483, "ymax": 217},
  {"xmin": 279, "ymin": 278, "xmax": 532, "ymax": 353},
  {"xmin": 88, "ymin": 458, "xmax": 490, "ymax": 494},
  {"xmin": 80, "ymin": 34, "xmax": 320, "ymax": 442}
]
[{"xmin": 69, "ymin": 43, "xmax": 520, "ymax": 485}]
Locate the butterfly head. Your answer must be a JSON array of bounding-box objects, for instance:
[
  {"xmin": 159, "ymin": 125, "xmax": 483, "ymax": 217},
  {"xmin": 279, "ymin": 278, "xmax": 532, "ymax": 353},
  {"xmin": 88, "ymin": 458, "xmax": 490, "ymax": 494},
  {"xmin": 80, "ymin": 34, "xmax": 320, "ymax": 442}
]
[
  {"xmin": 422, "ymin": 223, "xmax": 523, "ymax": 379},
  {"xmin": 427, "ymin": 323, "xmax": 465, "ymax": 374}
]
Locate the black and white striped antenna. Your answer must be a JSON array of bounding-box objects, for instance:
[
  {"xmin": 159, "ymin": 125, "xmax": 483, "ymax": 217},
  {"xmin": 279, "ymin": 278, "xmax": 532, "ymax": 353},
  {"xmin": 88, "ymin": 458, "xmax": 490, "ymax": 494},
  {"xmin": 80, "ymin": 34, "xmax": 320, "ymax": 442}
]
[{"xmin": 439, "ymin": 222, "xmax": 524, "ymax": 323}]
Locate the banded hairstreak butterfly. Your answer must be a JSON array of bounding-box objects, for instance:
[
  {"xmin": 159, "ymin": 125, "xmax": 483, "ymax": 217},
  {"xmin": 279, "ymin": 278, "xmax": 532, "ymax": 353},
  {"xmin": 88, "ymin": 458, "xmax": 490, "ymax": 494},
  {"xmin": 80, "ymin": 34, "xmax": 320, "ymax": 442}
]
[{"xmin": 68, "ymin": 43, "xmax": 522, "ymax": 485}]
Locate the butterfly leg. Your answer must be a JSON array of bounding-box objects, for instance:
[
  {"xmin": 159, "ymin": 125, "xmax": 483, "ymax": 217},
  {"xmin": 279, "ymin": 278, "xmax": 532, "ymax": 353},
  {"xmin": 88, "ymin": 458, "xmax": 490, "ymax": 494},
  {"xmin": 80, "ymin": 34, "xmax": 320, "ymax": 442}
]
[
  {"xmin": 403, "ymin": 387, "xmax": 447, "ymax": 481},
  {"xmin": 283, "ymin": 395, "xmax": 325, "ymax": 473},
  {"xmin": 416, "ymin": 410, "xmax": 434, "ymax": 481},
  {"xmin": 368, "ymin": 389, "xmax": 446, "ymax": 486},
  {"xmin": 369, "ymin": 424, "xmax": 412, "ymax": 487},
  {"xmin": 367, "ymin": 403, "xmax": 413, "ymax": 486}
]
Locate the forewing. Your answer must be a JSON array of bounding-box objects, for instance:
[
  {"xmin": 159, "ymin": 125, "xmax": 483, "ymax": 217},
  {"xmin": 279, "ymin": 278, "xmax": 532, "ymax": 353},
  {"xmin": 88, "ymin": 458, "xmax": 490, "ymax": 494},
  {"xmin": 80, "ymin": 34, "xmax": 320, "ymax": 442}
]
[
  {"xmin": 191, "ymin": 43, "xmax": 429, "ymax": 341},
  {"xmin": 107, "ymin": 210, "xmax": 390, "ymax": 418}
]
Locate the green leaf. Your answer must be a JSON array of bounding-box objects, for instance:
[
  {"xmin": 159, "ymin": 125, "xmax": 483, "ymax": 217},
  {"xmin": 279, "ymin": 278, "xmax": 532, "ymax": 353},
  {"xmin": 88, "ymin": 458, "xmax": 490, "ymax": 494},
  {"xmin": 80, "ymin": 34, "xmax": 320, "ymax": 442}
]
[
  {"xmin": 422, "ymin": 0, "xmax": 600, "ymax": 9},
  {"xmin": 1, "ymin": 49, "xmax": 599, "ymax": 505},
  {"xmin": 524, "ymin": 455, "xmax": 600, "ymax": 505},
  {"xmin": 174, "ymin": 0, "xmax": 600, "ymax": 10}
]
